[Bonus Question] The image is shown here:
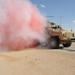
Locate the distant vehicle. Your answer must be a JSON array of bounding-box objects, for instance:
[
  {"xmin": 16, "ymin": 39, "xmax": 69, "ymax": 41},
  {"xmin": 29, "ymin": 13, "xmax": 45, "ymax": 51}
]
[{"xmin": 45, "ymin": 21, "xmax": 74, "ymax": 49}]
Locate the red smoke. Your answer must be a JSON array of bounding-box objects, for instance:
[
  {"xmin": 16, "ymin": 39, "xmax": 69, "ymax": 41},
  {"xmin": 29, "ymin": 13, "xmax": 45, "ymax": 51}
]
[{"xmin": 0, "ymin": 0, "xmax": 46, "ymax": 51}]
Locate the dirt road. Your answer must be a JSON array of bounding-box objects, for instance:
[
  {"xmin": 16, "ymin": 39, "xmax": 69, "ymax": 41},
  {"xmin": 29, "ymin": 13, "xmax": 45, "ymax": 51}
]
[
  {"xmin": 55, "ymin": 42, "xmax": 75, "ymax": 53},
  {"xmin": 0, "ymin": 42, "xmax": 75, "ymax": 75}
]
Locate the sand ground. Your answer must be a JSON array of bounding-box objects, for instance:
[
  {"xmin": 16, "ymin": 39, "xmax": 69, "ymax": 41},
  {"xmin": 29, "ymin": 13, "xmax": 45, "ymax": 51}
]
[{"xmin": 0, "ymin": 42, "xmax": 75, "ymax": 75}]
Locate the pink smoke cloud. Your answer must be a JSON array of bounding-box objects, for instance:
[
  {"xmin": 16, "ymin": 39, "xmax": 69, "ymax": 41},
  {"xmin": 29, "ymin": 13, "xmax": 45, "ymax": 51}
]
[{"xmin": 0, "ymin": 0, "xmax": 46, "ymax": 51}]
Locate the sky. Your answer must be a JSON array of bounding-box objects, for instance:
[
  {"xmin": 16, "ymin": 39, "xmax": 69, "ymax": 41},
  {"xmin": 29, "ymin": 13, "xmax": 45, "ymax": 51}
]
[{"xmin": 30, "ymin": 0, "xmax": 75, "ymax": 32}]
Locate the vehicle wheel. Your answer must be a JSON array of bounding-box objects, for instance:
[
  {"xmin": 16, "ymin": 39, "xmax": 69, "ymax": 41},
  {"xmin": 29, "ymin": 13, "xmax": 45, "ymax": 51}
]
[
  {"xmin": 63, "ymin": 41, "xmax": 72, "ymax": 47},
  {"xmin": 48, "ymin": 37, "xmax": 59, "ymax": 49}
]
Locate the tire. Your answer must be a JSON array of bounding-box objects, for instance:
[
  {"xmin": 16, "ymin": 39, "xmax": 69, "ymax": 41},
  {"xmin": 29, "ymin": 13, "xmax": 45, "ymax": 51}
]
[
  {"xmin": 48, "ymin": 37, "xmax": 59, "ymax": 49},
  {"xmin": 63, "ymin": 41, "xmax": 72, "ymax": 47}
]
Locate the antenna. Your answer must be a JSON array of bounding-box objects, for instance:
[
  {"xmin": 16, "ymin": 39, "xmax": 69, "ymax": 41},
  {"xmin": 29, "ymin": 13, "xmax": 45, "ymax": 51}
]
[{"xmin": 45, "ymin": 16, "xmax": 62, "ymax": 26}]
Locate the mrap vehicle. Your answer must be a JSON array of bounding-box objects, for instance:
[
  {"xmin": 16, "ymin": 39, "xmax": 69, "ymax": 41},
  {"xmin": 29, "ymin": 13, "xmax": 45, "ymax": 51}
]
[{"xmin": 45, "ymin": 21, "xmax": 74, "ymax": 49}]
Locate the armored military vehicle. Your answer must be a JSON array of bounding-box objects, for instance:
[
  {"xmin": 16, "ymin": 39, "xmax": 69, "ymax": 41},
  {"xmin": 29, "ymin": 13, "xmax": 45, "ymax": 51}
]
[{"xmin": 46, "ymin": 21, "xmax": 74, "ymax": 49}]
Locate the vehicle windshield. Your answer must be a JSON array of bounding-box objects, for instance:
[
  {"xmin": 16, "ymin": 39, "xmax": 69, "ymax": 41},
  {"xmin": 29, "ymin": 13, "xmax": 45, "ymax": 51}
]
[{"xmin": 51, "ymin": 26, "xmax": 62, "ymax": 30}]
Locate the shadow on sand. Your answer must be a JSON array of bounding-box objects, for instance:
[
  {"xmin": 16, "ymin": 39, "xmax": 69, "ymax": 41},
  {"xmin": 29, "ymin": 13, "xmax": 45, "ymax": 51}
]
[
  {"xmin": 37, "ymin": 45, "xmax": 75, "ymax": 52},
  {"xmin": 58, "ymin": 46, "xmax": 75, "ymax": 52}
]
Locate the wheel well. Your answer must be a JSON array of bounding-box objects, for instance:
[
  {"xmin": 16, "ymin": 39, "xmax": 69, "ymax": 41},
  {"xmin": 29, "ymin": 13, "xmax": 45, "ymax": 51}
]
[{"xmin": 51, "ymin": 36, "xmax": 59, "ymax": 41}]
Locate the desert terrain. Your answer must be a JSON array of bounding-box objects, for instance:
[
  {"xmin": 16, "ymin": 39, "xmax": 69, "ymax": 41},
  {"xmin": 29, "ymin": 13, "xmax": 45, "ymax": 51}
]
[{"xmin": 0, "ymin": 42, "xmax": 75, "ymax": 75}]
